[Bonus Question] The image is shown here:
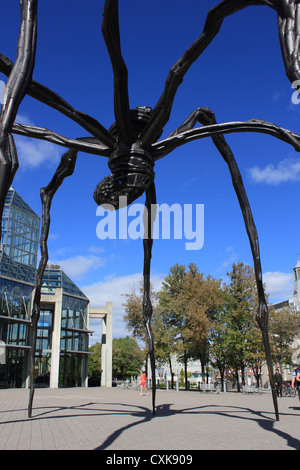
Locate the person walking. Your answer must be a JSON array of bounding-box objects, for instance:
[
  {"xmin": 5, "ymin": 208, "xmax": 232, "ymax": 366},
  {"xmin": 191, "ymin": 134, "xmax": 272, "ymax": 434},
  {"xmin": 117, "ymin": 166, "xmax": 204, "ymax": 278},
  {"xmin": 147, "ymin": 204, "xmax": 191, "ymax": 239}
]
[
  {"xmin": 274, "ymin": 368, "xmax": 283, "ymax": 397},
  {"xmin": 140, "ymin": 370, "xmax": 149, "ymax": 396},
  {"xmin": 292, "ymin": 364, "xmax": 300, "ymax": 401}
]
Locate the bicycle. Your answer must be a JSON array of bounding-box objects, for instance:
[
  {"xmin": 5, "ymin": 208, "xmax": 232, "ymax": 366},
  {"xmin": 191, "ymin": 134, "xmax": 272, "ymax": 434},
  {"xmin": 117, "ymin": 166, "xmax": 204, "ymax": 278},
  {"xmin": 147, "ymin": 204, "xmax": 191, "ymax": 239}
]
[{"xmin": 282, "ymin": 384, "xmax": 296, "ymax": 398}]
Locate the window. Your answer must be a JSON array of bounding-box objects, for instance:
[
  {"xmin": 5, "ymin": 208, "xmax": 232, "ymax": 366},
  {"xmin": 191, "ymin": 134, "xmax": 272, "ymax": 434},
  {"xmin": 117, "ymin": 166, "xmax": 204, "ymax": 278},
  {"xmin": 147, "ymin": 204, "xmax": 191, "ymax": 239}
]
[{"xmin": 36, "ymin": 309, "xmax": 53, "ymax": 351}]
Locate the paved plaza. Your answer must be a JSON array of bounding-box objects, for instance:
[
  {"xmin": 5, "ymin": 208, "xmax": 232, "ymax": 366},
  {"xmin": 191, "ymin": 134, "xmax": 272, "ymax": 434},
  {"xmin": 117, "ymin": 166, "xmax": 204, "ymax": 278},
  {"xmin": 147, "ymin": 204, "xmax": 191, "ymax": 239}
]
[{"xmin": 0, "ymin": 386, "xmax": 299, "ymax": 451}]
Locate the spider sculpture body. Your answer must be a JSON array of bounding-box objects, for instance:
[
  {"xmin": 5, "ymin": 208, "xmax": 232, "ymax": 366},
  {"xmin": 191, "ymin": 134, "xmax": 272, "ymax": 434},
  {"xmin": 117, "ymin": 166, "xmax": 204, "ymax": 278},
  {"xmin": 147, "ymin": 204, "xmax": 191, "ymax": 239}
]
[
  {"xmin": 1, "ymin": 0, "xmax": 300, "ymax": 421},
  {"xmin": 93, "ymin": 106, "xmax": 157, "ymax": 209}
]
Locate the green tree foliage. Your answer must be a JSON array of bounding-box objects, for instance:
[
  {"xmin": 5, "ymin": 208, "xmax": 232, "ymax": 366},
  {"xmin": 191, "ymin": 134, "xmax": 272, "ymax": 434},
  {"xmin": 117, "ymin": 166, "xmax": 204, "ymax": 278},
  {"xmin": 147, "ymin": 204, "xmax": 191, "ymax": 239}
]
[
  {"xmin": 223, "ymin": 262, "xmax": 260, "ymax": 389},
  {"xmin": 88, "ymin": 342, "xmax": 101, "ymax": 379},
  {"xmin": 157, "ymin": 264, "xmax": 189, "ymax": 386},
  {"xmin": 175, "ymin": 263, "xmax": 225, "ymax": 383},
  {"xmin": 122, "ymin": 279, "xmax": 158, "ymax": 343},
  {"xmin": 121, "ymin": 260, "xmax": 300, "ymax": 390},
  {"xmin": 269, "ymin": 305, "xmax": 300, "ymax": 368},
  {"xmin": 157, "ymin": 263, "xmax": 224, "ymax": 386},
  {"xmin": 122, "ymin": 278, "xmax": 178, "ymax": 378},
  {"xmin": 112, "ymin": 336, "xmax": 144, "ymax": 380}
]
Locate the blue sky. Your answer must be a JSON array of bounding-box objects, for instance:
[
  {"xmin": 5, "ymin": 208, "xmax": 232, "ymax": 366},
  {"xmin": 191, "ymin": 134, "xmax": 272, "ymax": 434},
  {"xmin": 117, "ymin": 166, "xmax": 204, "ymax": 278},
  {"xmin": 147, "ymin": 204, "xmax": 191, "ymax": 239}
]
[{"xmin": 1, "ymin": 1, "xmax": 300, "ymax": 343}]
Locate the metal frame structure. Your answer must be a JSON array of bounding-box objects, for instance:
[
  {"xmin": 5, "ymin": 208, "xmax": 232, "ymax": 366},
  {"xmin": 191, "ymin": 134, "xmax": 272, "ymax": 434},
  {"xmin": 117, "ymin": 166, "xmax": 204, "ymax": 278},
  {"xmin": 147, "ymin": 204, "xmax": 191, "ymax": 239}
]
[{"xmin": 1, "ymin": 0, "xmax": 300, "ymax": 420}]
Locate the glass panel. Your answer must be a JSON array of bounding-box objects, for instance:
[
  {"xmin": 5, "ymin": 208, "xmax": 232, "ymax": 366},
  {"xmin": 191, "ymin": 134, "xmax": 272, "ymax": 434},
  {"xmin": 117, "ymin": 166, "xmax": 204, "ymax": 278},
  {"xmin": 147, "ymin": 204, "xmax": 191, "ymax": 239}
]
[
  {"xmin": 59, "ymin": 353, "xmax": 84, "ymax": 387},
  {"xmin": 2, "ymin": 194, "xmax": 40, "ymax": 268},
  {"xmin": 34, "ymin": 353, "xmax": 51, "ymax": 387},
  {"xmin": 0, "ymin": 278, "xmax": 32, "ymax": 320},
  {"xmin": 0, "ymin": 348, "xmax": 28, "ymax": 388},
  {"xmin": 36, "ymin": 309, "xmax": 53, "ymax": 351}
]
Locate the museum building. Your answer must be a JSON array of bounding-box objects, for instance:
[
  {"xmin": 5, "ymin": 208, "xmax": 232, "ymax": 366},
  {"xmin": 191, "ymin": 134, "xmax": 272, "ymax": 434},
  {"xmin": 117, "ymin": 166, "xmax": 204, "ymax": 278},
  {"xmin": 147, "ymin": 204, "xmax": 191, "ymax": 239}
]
[{"xmin": 0, "ymin": 187, "xmax": 112, "ymax": 389}]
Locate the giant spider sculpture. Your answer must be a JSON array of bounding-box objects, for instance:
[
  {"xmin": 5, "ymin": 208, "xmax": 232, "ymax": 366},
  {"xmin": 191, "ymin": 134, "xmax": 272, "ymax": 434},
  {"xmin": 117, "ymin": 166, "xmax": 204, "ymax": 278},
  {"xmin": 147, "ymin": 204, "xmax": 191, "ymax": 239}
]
[{"xmin": 1, "ymin": 0, "xmax": 300, "ymax": 420}]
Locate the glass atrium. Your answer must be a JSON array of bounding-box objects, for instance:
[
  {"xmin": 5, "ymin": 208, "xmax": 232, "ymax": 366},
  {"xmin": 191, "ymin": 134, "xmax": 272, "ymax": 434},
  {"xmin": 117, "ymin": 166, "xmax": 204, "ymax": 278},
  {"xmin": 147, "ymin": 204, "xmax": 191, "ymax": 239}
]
[
  {"xmin": 0, "ymin": 188, "xmax": 39, "ymax": 388},
  {"xmin": 0, "ymin": 188, "xmax": 91, "ymax": 389},
  {"xmin": 1, "ymin": 188, "xmax": 39, "ymax": 270}
]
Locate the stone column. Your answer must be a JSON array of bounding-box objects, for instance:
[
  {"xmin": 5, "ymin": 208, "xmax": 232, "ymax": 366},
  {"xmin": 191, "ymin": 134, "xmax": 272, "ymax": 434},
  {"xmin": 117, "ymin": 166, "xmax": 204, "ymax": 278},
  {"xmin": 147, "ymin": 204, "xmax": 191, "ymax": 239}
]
[
  {"xmin": 89, "ymin": 302, "xmax": 113, "ymax": 387},
  {"xmin": 48, "ymin": 289, "xmax": 62, "ymax": 388}
]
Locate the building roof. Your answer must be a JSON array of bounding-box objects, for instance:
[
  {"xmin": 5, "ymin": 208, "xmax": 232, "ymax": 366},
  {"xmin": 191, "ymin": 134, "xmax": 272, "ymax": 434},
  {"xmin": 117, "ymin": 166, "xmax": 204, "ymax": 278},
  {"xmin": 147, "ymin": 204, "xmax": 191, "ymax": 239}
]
[
  {"xmin": 294, "ymin": 257, "xmax": 300, "ymax": 270},
  {"xmin": 6, "ymin": 187, "xmax": 39, "ymax": 219},
  {"xmin": 42, "ymin": 266, "xmax": 88, "ymax": 300},
  {"xmin": 0, "ymin": 250, "xmax": 37, "ymax": 285},
  {"xmin": 0, "ymin": 189, "xmax": 88, "ymax": 301}
]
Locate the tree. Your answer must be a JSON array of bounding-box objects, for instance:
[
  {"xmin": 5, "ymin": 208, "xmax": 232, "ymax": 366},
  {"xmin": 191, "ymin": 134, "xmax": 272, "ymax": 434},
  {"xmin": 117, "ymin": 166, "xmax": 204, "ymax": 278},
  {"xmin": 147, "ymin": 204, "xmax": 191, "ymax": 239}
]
[
  {"xmin": 176, "ymin": 263, "xmax": 225, "ymax": 384},
  {"xmin": 123, "ymin": 279, "xmax": 160, "ymax": 343},
  {"xmin": 157, "ymin": 263, "xmax": 225, "ymax": 388},
  {"xmin": 123, "ymin": 279, "xmax": 163, "ymax": 376},
  {"xmin": 88, "ymin": 342, "xmax": 101, "ymax": 379},
  {"xmin": 269, "ymin": 305, "xmax": 300, "ymax": 370},
  {"xmin": 158, "ymin": 264, "xmax": 189, "ymax": 387},
  {"xmin": 122, "ymin": 281, "xmax": 147, "ymax": 342},
  {"xmin": 123, "ymin": 277, "xmax": 182, "ymax": 384},
  {"xmin": 243, "ymin": 323, "xmax": 265, "ymax": 388},
  {"xmin": 209, "ymin": 303, "xmax": 230, "ymax": 390},
  {"xmin": 224, "ymin": 262, "xmax": 259, "ymax": 390},
  {"xmin": 112, "ymin": 336, "xmax": 144, "ymax": 380}
]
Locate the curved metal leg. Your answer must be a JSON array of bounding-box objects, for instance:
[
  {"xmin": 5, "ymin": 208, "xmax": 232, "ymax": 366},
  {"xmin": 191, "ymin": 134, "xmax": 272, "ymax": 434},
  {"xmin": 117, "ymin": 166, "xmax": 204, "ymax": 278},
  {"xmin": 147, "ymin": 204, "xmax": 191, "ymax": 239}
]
[
  {"xmin": 0, "ymin": 0, "xmax": 37, "ymax": 232},
  {"xmin": 142, "ymin": 182, "xmax": 157, "ymax": 415},
  {"xmin": 28, "ymin": 149, "xmax": 78, "ymax": 418},
  {"xmin": 0, "ymin": 135, "xmax": 19, "ymax": 228},
  {"xmin": 0, "ymin": 53, "xmax": 115, "ymax": 149},
  {"xmin": 170, "ymin": 106, "xmax": 279, "ymax": 421},
  {"xmin": 139, "ymin": 0, "xmax": 283, "ymax": 148},
  {"xmin": 102, "ymin": 0, "xmax": 132, "ymax": 145}
]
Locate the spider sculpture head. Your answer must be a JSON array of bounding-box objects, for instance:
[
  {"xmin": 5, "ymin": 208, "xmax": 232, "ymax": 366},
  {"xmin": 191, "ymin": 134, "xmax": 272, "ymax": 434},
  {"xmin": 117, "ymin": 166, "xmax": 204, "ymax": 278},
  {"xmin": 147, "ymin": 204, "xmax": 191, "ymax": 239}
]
[{"xmin": 93, "ymin": 106, "xmax": 159, "ymax": 210}]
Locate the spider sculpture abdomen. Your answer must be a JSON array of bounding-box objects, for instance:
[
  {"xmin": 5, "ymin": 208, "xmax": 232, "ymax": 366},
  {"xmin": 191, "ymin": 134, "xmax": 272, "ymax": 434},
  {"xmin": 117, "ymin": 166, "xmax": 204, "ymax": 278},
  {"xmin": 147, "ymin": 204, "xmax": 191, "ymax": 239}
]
[{"xmin": 93, "ymin": 106, "xmax": 157, "ymax": 210}]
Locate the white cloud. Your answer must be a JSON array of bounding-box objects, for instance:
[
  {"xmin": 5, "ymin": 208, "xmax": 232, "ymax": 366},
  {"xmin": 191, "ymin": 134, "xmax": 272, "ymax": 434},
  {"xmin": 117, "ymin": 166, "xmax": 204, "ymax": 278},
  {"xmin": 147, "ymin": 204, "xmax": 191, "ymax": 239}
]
[
  {"xmin": 87, "ymin": 245, "xmax": 105, "ymax": 255},
  {"xmin": 0, "ymin": 98, "xmax": 61, "ymax": 169},
  {"xmin": 82, "ymin": 272, "xmax": 165, "ymax": 340},
  {"xmin": 49, "ymin": 254, "xmax": 106, "ymax": 281},
  {"xmin": 15, "ymin": 137, "xmax": 61, "ymax": 169},
  {"xmin": 16, "ymin": 113, "xmax": 34, "ymax": 126},
  {"xmin": 263, "ymin": 271, "xmax": 293, "ymax": 303},
  {"xmin": 248, "ymin": 157, "xmax": 300, "ymax": 185}
]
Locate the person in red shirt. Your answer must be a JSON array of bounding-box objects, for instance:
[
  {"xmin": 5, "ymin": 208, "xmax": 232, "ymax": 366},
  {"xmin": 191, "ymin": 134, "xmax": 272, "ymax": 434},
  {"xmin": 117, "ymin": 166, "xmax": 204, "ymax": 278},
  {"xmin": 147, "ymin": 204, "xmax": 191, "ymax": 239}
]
[
  {"xmin": 292, "ymin": 364, "xmax": 300, "ymax": 401},
  {"xmin": 140, "ymin": 370, "xmax": 149, "ymax": 396}
]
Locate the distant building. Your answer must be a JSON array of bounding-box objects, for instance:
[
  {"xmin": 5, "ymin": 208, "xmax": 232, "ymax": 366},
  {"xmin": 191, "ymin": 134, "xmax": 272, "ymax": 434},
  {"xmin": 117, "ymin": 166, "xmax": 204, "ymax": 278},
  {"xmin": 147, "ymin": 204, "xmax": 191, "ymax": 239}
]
[
  {"xmin": 289, "ymin": 258, "xmax": 300, "ymax": 313},
  {"xmin": 272, "ymin": 258, "xmax": 300, "ymax": 368},
  {"xmin": 0, "ymin": 188, "xmax": 112, "ymax": 389}
]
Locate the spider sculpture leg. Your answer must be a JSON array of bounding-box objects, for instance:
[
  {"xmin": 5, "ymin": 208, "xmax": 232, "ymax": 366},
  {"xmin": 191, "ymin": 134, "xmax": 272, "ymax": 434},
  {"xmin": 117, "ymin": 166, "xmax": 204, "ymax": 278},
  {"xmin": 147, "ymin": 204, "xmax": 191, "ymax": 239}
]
[
  {"xmin": 0, "ymin": 0, "xmax": 37, "ymax": 226},
  {"xmin": 170, "ymin": 106, "xmax": 279, "ymax": 421},
  {"xmin": 28, "ymin": 149, "xmax": 78, "ymax": 418},
  {"xmin": 143, "ymin": 182, "xmax": 157, "ymax": 415},
  {"xmin": 0, "ymin": 53, "xmax": 115, "ymax": 150},
  {"xmin": 102, "ymin": 0, "xmax": 133, "ymax": 145},
  {"xmin": 138, "ymin": 0, "xmax": 283, "ymax": 149},
  {"xmin": 277, "ymin": 0, "xmax": 300, "ymax": 84},
  {"xmin": 0, "ymin": 133, "xmax": 19, "ymax": 209}
]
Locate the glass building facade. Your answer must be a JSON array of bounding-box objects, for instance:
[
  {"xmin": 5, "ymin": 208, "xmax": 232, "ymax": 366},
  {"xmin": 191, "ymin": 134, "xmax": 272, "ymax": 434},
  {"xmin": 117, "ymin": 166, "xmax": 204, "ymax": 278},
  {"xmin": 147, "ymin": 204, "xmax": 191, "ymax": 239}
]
[
  {"xmin": 0, "ymin": 188, "xmax": 39, "ymax": 389},
  {"xmin": 0, "ymin": 188, "xmax": 91, "ymax": 389},
  {"xmin": 1, "ymin": 189, "xmax": 39, "ymax": 269},
  {"xmin": 40, "ymin": 266, "xmax": 90, "ymax": 388}
]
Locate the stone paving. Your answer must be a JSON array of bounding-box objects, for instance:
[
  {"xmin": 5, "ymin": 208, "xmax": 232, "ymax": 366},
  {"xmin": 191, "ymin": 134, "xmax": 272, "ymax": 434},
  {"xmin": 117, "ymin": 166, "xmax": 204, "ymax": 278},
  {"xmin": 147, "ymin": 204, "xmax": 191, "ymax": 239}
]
[{"xmin": 0, "ymin": 386, "xmax": 299, "ymax": 451}]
